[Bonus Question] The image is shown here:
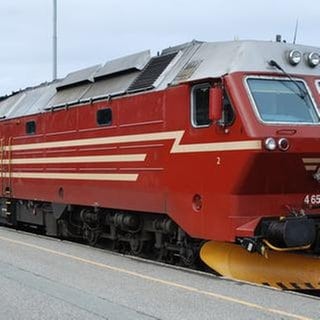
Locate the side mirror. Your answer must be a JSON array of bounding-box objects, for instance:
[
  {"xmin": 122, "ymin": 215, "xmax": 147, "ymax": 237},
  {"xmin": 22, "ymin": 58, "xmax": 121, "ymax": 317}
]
[{"xmin": 209, "ymin": 87, "xmax": 223, "ymax": 122}]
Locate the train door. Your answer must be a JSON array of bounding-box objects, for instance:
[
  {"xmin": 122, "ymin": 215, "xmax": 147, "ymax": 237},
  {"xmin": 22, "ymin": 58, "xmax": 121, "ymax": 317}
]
[
  {"xmin": 0, "ymin": 125, "xmax": 13, "ymax": 198},
  {"xmin": 0, "ymin": 122, "xmax": 15, "ymax": 222}
]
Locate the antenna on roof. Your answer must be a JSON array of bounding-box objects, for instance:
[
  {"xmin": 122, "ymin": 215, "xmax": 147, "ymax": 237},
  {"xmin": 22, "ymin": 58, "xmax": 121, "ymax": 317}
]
[{"xmin": 293, "ymin": 19, "xmax": 299, "ymax": 44}]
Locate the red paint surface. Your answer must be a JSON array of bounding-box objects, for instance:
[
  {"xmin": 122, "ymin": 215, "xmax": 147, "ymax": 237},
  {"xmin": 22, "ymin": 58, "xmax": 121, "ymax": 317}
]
[{"xmin": 1, "ymin": 72, "xmax": 320, "ymax": 242}]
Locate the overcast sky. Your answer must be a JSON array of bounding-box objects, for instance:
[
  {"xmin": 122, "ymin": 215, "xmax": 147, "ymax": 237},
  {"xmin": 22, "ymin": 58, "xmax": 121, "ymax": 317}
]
[{"xmin": 0, "ymin": 0, "xmax": 319, "ymax": 96}]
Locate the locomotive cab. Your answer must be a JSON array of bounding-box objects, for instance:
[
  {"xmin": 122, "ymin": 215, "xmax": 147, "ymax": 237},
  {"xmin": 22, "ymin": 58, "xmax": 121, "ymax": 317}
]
[{"xmin": 200, "ymin": 45, "xmax": 320, "ymax": 289}]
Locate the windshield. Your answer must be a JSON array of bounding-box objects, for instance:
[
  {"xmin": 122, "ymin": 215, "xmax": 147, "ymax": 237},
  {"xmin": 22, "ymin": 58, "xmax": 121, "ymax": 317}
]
[{"xmin": 247, "ymin": 78, "xmax": 319, "ymax": 123}]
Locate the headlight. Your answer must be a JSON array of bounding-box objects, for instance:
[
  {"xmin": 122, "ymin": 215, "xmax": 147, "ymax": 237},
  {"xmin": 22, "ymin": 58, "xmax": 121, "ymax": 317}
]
[
  {"xmin": 278, "ymin": 138, "xmax": 290, "ymax": 151},
  {"xmin": 307, "ymin": 52, "xmax": 320, "ymax": 68},
  {"xmin": 288, "ymin": 50, "xmax": 302, "ymax": 65},
  {"xmin": 264, "ymin": 137, "xmax": 277, "ymax": 151}
]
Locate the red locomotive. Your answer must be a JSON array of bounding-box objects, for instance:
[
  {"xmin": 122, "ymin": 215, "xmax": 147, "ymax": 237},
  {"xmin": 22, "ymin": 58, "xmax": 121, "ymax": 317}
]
[{"xmin": 1, "ymin": 40, "xmax": 320, "ymax": 289}]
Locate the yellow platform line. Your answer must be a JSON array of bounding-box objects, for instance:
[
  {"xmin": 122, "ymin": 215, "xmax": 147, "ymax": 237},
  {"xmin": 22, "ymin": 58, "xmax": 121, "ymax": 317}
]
[{"xmin": 0, "ymin": 235, "xmax": 312, "ymax": 320}]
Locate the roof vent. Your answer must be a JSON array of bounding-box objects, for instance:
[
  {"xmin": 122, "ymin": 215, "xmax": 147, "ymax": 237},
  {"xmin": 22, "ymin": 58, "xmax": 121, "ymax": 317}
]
[
  {"xmin": 94, "ymin": 50, "xmax": 151, "ymax": 80},
  {"xmin": 161, "ymin": 40, "xmax": 203, "ymax": 56},
  {"xmin": 56, "ymin": 65, "xmax": 100, "ymax": 91},
  {"xmin": 127, "ymin": 52, "xmax": 177, "ymax": 93}
]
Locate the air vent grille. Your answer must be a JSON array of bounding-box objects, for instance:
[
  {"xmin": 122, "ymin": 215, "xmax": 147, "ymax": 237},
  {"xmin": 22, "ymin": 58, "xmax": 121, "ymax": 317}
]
[{"xmin": 128, "ymin": 53, "xmax": 177, "ymax": 92}]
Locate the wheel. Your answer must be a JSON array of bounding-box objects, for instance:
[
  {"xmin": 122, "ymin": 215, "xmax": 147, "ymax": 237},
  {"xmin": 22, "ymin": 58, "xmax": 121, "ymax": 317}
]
[
  {"xmin": 83, "ymin": 225, "xmax": 100, "ymax": 246},
  {"xmin": 130, "ymin": 235, "xmax": 145, "ymax": 255}
]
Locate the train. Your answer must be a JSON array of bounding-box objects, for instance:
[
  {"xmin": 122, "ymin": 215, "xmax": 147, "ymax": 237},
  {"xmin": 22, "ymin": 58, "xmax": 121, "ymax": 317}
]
[{"xmin": 1, "ymin": 39, "xmax": 320, "ymax": 290}]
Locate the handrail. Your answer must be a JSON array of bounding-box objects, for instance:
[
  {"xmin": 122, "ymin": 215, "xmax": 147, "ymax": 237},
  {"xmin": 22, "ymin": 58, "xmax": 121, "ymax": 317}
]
[
  {"xmin": 262, "ymin": 239, "xmax": 311, "ymax": 252},
  {"xmin": 0, "ymin": 138, "xmax": 3, "ymax": 196},
  {"xmin": 7, "ymin": 137, "xmax": 12, "ymax": 197}
]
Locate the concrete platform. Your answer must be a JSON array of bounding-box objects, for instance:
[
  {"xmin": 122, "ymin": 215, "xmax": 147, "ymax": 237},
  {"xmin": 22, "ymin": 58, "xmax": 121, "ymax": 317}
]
[{"xmin": 0, "ymin": 227, "xmax": 318, "ymax": 320}]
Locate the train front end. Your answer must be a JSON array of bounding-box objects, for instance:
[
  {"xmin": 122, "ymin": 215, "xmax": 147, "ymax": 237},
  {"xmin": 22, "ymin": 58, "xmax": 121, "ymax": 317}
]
[{"xmin": 199, "ymin": 42, "xmax": 320, "ymax": 290}]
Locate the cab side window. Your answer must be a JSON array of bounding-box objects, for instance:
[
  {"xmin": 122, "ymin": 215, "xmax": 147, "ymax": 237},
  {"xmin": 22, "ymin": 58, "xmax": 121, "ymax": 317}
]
[{"xmin": 191, "ymin": 83, "xmax": 211, "ymax": 127}]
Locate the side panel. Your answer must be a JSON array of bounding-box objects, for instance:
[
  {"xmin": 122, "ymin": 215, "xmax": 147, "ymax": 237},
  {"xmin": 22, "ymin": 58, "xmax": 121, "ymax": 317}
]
[
  {"xmin": 7, "ymin": 90, "xmax": 170, "ymax": 215},
  {"xmin": 4, "ymin": 83, "xmax": 259, "ymax": 241}
]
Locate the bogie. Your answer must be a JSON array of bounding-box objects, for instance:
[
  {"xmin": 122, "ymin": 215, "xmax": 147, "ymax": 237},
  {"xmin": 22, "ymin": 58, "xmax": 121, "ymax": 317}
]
[{"xmin": 0, "ymin": 198, "xmax": 200, "ymax": 268}]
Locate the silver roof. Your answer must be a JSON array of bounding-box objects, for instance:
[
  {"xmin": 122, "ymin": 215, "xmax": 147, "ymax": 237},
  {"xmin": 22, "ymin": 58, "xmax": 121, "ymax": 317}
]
[
  {"xmin": 1, "ymin": 40, "xmax": 320, "ymax": 120},
  {"xmin": 94, "ymin": 50, "xmax": 150, "ymax": 79},
  {"xmin": 0, "ymin": 83, "xmax": 57, "ymax": 119},
  {"xmin": 185, "ymin": 41, "xmax": 320, "ymax": 81},
  {"xmin": 48, "ymin": 83, "xmax": 91, "ymax": 107},
  {"xmin": 83, "ymin": 71, "xmax": 140, "ymax": 100},
  {"xmin": 0, "ymin": 92, "xmax": 26, "ymax": 119},
  {"xmin": 56, "ymin": 64, "xmax": 101, "ymax": 90}
]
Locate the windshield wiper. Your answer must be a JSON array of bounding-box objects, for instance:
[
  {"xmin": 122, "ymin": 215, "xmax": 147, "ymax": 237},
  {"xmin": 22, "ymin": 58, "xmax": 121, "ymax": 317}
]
[{"xmin": 269, "ymin": 60, "xmax": 308, "ymax": 100}]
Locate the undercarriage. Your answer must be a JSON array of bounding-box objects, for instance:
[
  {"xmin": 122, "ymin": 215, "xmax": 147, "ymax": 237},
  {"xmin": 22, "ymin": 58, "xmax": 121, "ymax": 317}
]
[{"xmin": 0, "ymin": 198, "xmax": 201, "ymax": 268}]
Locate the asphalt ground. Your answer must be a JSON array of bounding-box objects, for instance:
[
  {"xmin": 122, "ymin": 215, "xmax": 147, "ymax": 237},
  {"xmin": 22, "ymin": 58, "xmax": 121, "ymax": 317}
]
[{"xmin": 0, "ymin": 226, "xmax": 319, "ymax": 320}]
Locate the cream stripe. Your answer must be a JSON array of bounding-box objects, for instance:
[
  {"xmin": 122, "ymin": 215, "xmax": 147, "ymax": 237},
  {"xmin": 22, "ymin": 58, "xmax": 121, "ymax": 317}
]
[
  {"xmin": 302, "ymin": 158, "xmax": 320, "ymax": 164},
  {"xmin": 171, "ymin": 140, "xmax": 262, "ymax": 153},
  {"xmin": 305, "ymin": 165, "xmax": 317, "ymax": 171},
  {"xmin": 6, "ymin": 131, "xmax": 184, "ymax": 151},
  {"xmin": 5, "ymin": 131, "xmax": 262, "ymax": 153},
  {"xmin": 2, "ymin": 172, "xmax": 138, "ymax": 182},
  {"xmin": 0, "ymin": 235, "xmax": 312, "ymax": 320},
  {"xmin": 3, "ymin": 154, "xmax": 146, "ymax": 165}
]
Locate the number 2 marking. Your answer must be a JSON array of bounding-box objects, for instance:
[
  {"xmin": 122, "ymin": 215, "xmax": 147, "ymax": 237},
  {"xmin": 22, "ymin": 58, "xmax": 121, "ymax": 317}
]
[{"xmin": 216, "ymin": 157, "xmax": 221, "ymax": 165}]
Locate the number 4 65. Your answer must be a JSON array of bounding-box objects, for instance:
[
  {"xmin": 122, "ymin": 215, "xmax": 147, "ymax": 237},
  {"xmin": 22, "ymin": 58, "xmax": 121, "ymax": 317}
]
[{"xmin": 304, "ymin": 194, "xmax": 320, "ymax": 205}]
